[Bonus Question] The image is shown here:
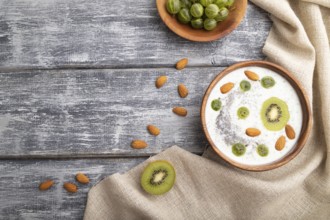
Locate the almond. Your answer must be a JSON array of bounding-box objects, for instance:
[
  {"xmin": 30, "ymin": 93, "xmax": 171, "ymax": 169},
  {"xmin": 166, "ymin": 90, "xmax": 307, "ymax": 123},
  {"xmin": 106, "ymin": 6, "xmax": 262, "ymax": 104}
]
[
  {"xmin": 275, "ymin": 136, "xmax": 286, "ymax": 151},
  {"xmin": 178, "ymin": 84, "xmax": 188, "ymax": 98},
  {"xmin": 147, "ymin": 125, "xmax": 160, "ymax": 136},
  {"xmin": 76, "ymin": 173, "xmax": 90, "ymax": 184},
  {"xmin": 63, "ymin": 182, "xmax": 78, "ymax": 193},
  {"xmin": 176, "ymin": 58, "xmax": 188, "ymax": 70},
  {"xmin": 220, "ymin": 82, "xmax": 234, "ymax": 94},
  {"xmin": 245, "ymin": 128, "xmax": 261, "ymax": 137},
  {"xmin": 155, "ymin": 76, "xmax": 167, "ymax": 88},
  {"xmin": 39, "ymin": 180, "xmax": 54, "ymax": 191},
  {"xmin": 172, "ymin": 107, "xmax": 187, "ymax": 117},
  {"xmin": 244, "ymin": 70, "xmax": 260, "ymax": 81},
  {"xmin": 285, "ymin": 124, "xmax": 296, "ymax": 140},
  {"xmin": 131, "ymin": 140, "xmax": 148, "ymax": 149}
]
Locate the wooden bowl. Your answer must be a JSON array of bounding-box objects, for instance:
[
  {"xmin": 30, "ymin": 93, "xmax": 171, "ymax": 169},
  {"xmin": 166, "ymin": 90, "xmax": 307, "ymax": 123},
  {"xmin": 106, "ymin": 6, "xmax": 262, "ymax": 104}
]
[
  {"xmin": 200, "ymin": 61, "xmax": 313, "ymax": 171},
  {"xmin": 156, "ymin": 0, "xmax": 247, "ymax": 42}
]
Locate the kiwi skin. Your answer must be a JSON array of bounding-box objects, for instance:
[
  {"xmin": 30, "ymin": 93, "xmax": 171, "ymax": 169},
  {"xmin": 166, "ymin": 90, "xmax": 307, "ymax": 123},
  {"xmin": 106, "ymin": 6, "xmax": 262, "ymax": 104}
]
[
  {"xmin": 140, "ymin": 160, "xmax": 176, "ymax": 195},
  {"xmin": 260, "ymin": 97, "xmax": 290, "ymax": 131}
]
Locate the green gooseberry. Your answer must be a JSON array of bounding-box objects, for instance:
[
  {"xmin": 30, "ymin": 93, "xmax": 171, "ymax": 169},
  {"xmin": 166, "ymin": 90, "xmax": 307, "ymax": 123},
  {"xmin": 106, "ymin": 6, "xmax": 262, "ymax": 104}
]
[
  {"xmin": 225, "ymin": 0, "xmax": 235, "ymax": 7},
  {"xmin": 204, "ymin": 18, "xmax": 217, "ymax": 30},
  {"xmin": 178, "ymin": 8, "xmax": 191, "ymax": 24},
  {"xmin": 211, "ymin": 99, "xmax": 222, "ymax": 111},
  {"xmin": 232, "ymin": 143, "xmax": 246, "ymax": 156},
  {"xmin": 205, "ymin": 4, "xmax": 219, "ymax": 19},
  {"xmin": 180, "ymin": 0, "xmax": 191, "ymax": 9},
  {"xmin": 190, "ymin": 3, "xmax": 204, "ymax": 18},
  {"xmin": 257, "ymin": 144, "xmax": 269, "ymax": 157},
  {"xmin": 191, "ymin": 18, "xmax": 204, "ymax": 29},
  {"xmin": 200, "ymin": 0, "xmax": 214, "ymax": 7},
  {"xmin": 214, "ymin": 0, "xmax": 226, "ymax": 8},
  {"xmin": 214, "ymin": 7, "xmax": 229, "ymax": 22},
  {"xmin": 166, "ymin": 0, "xmax": 181, "ymax": 14}
]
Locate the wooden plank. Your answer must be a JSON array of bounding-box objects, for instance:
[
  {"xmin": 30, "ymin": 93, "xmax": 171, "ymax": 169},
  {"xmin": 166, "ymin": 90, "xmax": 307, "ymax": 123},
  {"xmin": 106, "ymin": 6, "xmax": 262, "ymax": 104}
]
[
  {"xmin": 0, "ymin": 67, "xmax": 229, "ymax": 157},
  {"xmin": 0, "ymin": 1, "xmax": 271, "ymax": 69},
  {"xmin": 0, "ymin": 158, "xmax": 145, "ymax": 219}
]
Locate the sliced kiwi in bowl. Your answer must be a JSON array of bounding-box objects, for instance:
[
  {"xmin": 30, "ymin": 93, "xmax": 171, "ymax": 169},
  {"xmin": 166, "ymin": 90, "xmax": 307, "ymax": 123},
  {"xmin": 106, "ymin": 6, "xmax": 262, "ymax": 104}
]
[
  {"xmin": 260, "ymin": 97, "xmax": 290, "ymax": 131},
  {"xmin": 140, "ymin": 160, "xmax": 176, "ymax": 195}
]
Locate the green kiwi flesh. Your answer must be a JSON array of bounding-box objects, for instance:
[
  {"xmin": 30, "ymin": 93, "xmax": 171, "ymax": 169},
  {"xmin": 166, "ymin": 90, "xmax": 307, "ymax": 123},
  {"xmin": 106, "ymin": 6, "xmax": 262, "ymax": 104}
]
[
  {"xmin": 140, "ymin": 160, "xmax": 176, "ymax": 195},
  {"xmin": 260, "ymin": 97, "xmax": 290, "ymax": 131}
]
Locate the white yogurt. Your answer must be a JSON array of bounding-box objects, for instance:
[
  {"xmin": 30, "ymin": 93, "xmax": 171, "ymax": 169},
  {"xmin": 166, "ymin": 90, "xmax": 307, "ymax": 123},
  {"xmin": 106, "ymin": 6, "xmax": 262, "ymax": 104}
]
[{"xmin": 205, "ymin": 66, "xmax": 303, "ymax": 166}]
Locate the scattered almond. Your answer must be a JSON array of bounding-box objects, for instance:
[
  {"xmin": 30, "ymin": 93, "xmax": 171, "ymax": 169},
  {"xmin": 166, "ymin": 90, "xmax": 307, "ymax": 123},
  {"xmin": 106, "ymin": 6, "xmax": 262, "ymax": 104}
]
[
  {"xmin": 76, "ymin": 173, "xmax": 90, "ymax": 184},
  {"xmin": 244, "ymin": 70, "xmax": 259, "ymax": 81},
  {"xmin": 39, "ymin": 180, "xmax": 54, "ymax": 191},
  {"xmin": 178, "ymin": 84, "xmax": 188, "ymax": 98},
  {"xmin": 176, "ymin": 58, "xmax": 188, "ymax": 70},
  {"xmin": 245, "ymin": 128, "xmax": 261, "ymax": 137},
  {"xmin": 63, "ymin": 182, "xmax": 78, "ymax": 193},
  {"xmin": 172, "ymin": 107, "xmax": 187, "ymax": 117},
  {"xmin": 285, "ymin": 124, "xmax": 296, "ymax": 140},
  {"xmin": 155, "ymin": 76, "xmax": 167, "ymax": 88},
  {"xmin": 131, "ymin": 140, "xmax": 148, "ymax": 149},
  {"xmin": 220, "ymin": 82, "xmax": 234, "ymax": 94},
  {"xmin": 275, "ymin": 136, "xmax": 286, "ymax": 151},
  {"xmin": 147, "ymin": 125, "xmax": 160, "ymax": 136}
]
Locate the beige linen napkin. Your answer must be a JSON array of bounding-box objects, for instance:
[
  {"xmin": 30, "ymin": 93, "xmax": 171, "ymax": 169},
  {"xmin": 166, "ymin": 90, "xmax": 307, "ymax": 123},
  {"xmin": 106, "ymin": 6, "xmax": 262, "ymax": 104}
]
[{"xmin": 84, "ymin": 0, "xmax": 330, "ymax": 219}]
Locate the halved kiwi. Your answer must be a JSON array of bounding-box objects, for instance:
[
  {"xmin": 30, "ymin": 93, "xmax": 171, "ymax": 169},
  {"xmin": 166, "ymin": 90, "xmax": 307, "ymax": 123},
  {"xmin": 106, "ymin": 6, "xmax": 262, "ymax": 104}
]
[
  {"xmin": 140, "ymin": 160, "xmax": 176, "ymax": 195},
  {"xmin": 232, "ymin": 143, "xmax": 246, "ymax": 156},
  {"xmin": 261, "ymin": 76, "xmax": 275, "ymax": 88},
  {"xmin": 237, "ymin": 107, "xmax": 249, "ymax": 119},
  {"xmin": 239, "ymin": 80, "xmax": 251, "ymax": 92},
  {"xmin": 260, "ymin": 97, "xmax": 290, "ymax": 131}
]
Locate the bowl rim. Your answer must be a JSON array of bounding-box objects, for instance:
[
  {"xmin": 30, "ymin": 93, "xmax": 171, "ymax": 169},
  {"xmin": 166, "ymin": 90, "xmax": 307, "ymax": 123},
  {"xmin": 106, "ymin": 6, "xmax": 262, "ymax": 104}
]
[
  {"xmin": 156, "ymin": 0, "xmax": 248, "ymax": 42},
  {"xmin": 200, "ymin": 60, "xmax": 313, "ymax": 171}
]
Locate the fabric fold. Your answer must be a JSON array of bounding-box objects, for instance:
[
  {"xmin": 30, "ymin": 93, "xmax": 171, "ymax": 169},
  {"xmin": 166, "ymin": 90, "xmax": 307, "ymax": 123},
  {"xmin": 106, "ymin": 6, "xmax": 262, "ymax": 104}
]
[{"xmin": 84, "ymin": 0, "xmax": 330, "ymax": 219}]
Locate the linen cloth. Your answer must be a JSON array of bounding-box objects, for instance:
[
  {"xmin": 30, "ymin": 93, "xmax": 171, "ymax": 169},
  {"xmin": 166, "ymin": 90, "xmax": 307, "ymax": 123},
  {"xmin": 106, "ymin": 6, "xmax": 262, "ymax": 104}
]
[{"xmin": 84, "ymin": 0, "xmax": 330, "ymax": 219}]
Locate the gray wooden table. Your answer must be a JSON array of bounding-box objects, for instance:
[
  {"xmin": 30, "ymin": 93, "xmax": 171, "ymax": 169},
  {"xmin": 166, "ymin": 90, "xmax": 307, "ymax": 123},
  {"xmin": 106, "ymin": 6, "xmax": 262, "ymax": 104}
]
[{"xmin": 0, "ymin": 1, "xmax": 271, "ymax": 219}]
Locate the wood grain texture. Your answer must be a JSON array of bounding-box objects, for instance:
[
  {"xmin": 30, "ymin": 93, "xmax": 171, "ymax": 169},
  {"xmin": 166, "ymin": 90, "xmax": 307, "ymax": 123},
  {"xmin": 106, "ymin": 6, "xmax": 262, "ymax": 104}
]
[
  {"xmin": 0, "ymin": 0, "xmax": 271, "ymax": 69},
  {"xmin": 0, "ymin": 67, "xmax": 229, "ymax": 157},
  {"xmin": 0, "ymin": 158, "xmax": 144, "ymax": 219}
]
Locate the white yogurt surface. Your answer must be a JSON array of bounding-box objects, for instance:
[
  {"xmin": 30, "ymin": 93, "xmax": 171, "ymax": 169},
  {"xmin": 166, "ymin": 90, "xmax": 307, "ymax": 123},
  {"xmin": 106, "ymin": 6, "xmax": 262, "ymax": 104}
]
[{"xmin": 205, "ymin": 66, "xmax": 303, "ymax": 165}]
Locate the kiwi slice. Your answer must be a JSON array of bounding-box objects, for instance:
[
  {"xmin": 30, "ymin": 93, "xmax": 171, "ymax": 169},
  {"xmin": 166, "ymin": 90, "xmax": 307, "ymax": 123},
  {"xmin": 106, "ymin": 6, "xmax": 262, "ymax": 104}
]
[
  {"xmin": 260, "ymin": 97, "xmax": 290, "ymax": 131},
  {"xmin": 237, "ymin": 107, "xmax": 249, "ymax": 119},
  {"xmin": 257, "ymin": 144, "xmax": 269, "ymax": 157},
  {"xmin": 239, "ymin": 80, "xmax": 251, "ymax": 92},
  {"xmin": 140, "ymin": 160, "xmax": 176, "ymax": 195},
  {"xmin": 211, "ymin": 99, "xmax": 222, "ymax": 111},
  {"xmin": 261, "ymin": 76, "xmax": 275, "ymax": 88},
  {"xmin": 232, "ymin": 143, "xmax": 246, "ymax": 156}
]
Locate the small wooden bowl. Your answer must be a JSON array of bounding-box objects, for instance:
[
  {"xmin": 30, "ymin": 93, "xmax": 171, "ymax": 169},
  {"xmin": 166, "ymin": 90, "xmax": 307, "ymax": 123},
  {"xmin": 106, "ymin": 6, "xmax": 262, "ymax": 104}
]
[
  {"xmin": 156, "ymin": 0, "xmax": 247, "ymax": 42},
  {"xmin": 200, "ymin": 61, "xmax": 313, "ymax": 171}
]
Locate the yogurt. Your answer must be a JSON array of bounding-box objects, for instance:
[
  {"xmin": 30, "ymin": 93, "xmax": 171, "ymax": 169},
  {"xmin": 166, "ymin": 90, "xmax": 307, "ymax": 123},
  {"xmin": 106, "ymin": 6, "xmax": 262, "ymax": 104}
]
[{"xmin": 205, "ymin": 66, "xmax": 303, "ymax": 166}]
